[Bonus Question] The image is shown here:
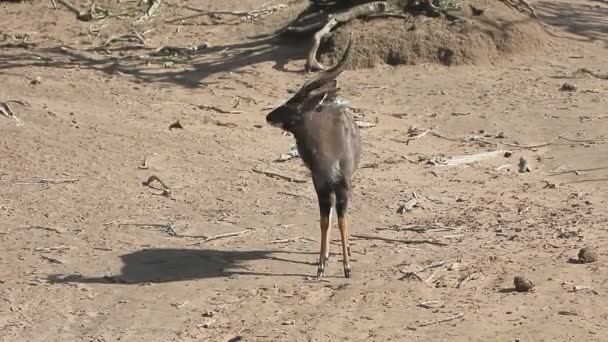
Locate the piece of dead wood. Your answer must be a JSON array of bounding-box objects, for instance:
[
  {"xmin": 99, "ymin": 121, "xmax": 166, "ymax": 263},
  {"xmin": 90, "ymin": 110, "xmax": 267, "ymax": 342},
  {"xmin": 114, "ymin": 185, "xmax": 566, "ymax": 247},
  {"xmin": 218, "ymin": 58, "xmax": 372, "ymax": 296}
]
[
  {"xmin": 275, "ymin": 146, "xmax": 300, "ymax": 162},
  {"xmin": 430, "ymin": 150, "xmax": 506, "ymax": 167},
  {"xmin": 397, "ymin": 193, "xmax": 419, "ymax": 214},
  {"xmin": 352, "ymin": 234, "xmax": 448, "ymax": 246},
  {"xmin": 103, "ymin": 32, "xmax": 146, "ymax": 47},
  {"xmin": 0, "ymin": 101, "xmax": 28, "ymax": 126},
  {"xmin": 142, "ymin": 175, "xmax": 174, "ymax": 199},
  {"xmin": 418, "ymin": 300, "xmax": 444, "ymax": 309},
  {"xmin": 377, "ymin": 223, "xmax": 460, "ymax": 233},
  {"xmin": 34, "ymin": 246, "xmax": 70, "ymax": 252},
  {"xmin": 400, "ymin": 260, "xmax": 449, "ymax": 282},
  {"xmin": 40, "ymin": 255, "xmax": 64, "ymax": 264},
  {"xmin": 151, "ymin": 43, "xmax": 209, "ymax": 57},
  {"xmin": 406, "ymin": 129, "xmax": 431, "ymax": 145},
  {"xmin": 197, "ymin": 104, "xmax": 243, "ymax": 114},
  {"xmin": 171, "ymin": 3, "xmax": 287, "ymax": 24},
  {"xmin": 549, "ymin": 166, "xmax": 608, "ymax": 177},
  {"xmin": 252, "ymin": 167, "xmax": 307, "ymax": 183},
  {"xmin": 51, "ymin": 0, "xmax": 58, "ymax": 9},
  {"xmin": 456, "ymin": 272, "xmax": 476, "ymax": 288},
  {"xmin": 137, "ymin": 0, "xmax": 162, "ymax": 22},
  {"xmin": 355, "ymin": 120, "xmax": 376, "ymax": 129},
  {"xmin": 20, "ymin": 225, "xmax": 66, "ymax": 234},
  {"xmin": 500, "ymin": 134, "xmax": 600, "ymax": 149},
  {"xmin": 14, "ymin": 178, "xmax": 79, "ymax": 184},
  {"xmin": 577, "ymin": 68, "xmax": 608, "ymax": 80},
  {"xmin": 416, "ymin": 312, "xmax": 464, "ymax": 328},
  {"xmin": 187, "ymin": 229, "xmax": 252, "ymax": 245},
  {"xmin": 138, "ymin": 153, "xmax": 157, "ymax": 170},
  {"xmin": 103, "ymin": 220, "xmax": 178, "ymax": 236},
  {"xmin": 269, "ymin": 237, "xmax": 315, "ymax": 244},
  {"xmin": 55, "ymin": 0, "xmax": 103, "ymax": 21},
  {"xmin": 308, "ymin": 1, "xmax": 392, "ymax": 70}
]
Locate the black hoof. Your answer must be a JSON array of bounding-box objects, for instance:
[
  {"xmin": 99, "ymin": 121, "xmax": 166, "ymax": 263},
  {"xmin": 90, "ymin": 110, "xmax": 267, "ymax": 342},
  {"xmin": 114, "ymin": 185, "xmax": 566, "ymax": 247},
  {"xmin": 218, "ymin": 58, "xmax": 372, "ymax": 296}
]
[
  {"xmin": 343, "ymin": 264, "xmax": 352, "ymax": 278},
  {"xmin": 317, "ymin": 258, "xmax": 326, "ymax": 278}
]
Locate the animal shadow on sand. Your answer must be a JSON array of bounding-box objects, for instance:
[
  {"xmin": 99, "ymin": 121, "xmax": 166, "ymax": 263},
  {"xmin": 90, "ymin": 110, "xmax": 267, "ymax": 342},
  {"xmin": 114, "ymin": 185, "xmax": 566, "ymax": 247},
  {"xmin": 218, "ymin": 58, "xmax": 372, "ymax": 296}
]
[{"xmin": 47, "ymin": 248, "xmax": 319, "ymax": 285}]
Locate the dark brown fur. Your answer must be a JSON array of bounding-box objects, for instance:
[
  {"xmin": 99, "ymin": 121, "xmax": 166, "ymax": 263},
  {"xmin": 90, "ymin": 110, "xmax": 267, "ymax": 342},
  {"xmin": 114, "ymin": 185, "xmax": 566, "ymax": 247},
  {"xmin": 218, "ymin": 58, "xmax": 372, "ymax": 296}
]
[{"xmin": 266, "ymin": 35, "xmax": 361, "ymax": 278}]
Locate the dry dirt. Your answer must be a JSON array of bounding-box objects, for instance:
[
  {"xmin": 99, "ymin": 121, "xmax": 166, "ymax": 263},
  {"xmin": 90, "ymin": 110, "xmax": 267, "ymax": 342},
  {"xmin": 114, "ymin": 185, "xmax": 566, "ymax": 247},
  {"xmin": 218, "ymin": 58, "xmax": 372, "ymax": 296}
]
[{"xmin": 1, "ymin": 0, "xmax": 608, "ymax": 341}]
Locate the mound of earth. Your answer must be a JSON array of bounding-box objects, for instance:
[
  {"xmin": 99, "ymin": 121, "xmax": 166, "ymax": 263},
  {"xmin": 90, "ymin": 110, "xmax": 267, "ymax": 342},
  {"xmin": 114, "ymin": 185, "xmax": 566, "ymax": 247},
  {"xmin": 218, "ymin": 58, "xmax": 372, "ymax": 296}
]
[{"xmin": 317, "ymin": 0, "xmax": 549, "ymax": 68}]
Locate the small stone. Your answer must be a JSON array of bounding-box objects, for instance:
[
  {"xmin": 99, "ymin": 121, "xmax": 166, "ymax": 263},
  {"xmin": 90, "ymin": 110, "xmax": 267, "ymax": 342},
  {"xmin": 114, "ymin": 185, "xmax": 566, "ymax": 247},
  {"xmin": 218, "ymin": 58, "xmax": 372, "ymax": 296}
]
[
  {"xmin": 560, "ymin": 82, "xmax": 577, "ymax": 92},
  {"xmin": 514, "ymin": 276, "xmax": 534, "ymax": 292},
  {"xmin": 504, "ymin": 151, "xmax": 513, "ymax": 158},
  {"xmin": 281, "ymin": 320, "xmax": 295, "ymax": 325},
  {"xmin": 518, "ymin": 157, "xmax": 531, "ymax": 173},
  {"xmin": 31, "ymin": 77, "xmax": 41, "ymax": 85},
  {"xmin": 578, "ymin": 247, "xmax": 598, "ymax": 263}
]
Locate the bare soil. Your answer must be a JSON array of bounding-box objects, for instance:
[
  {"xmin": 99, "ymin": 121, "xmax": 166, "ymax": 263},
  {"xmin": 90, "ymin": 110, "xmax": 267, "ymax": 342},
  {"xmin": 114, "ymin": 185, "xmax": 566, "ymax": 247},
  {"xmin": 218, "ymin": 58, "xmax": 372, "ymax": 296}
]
[
  {"xmin": 1, "ymin": 0, "xmax": 608, "ymax": 341},
  {"xmin": 322, "ymin": 0, "xmax": 549, "ymax": 68}
]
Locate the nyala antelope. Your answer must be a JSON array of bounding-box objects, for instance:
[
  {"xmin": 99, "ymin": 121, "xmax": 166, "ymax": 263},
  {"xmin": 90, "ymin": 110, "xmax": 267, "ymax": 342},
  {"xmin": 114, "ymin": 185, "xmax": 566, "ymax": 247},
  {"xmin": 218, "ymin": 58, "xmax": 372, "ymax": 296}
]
[{"xmin": 266, "ymin": 34, "xmax": 361, "ymax": 278}]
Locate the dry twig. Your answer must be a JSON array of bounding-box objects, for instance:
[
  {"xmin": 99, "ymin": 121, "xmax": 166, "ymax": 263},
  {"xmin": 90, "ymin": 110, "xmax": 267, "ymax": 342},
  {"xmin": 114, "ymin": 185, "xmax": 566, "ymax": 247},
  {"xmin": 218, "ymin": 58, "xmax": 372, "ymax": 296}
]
[
  {"xmin": 417, "ymin": 312, "xmax": 464, "ymax": 327},
  {"xmin": 252, "ymin": 167, "xmax": 307, "ymax": 183},
  {"xmin": 142, "ymin": 175, "xmax": 174, "ymax": 199},
  {"xmin": 500, "ymin": 134, "xmax": 600, "ymax": 149},
  {"xmin": 377, "ymin": 223, "xmax": 459, "ymax": 233},
  {"xmin": 14, "ymin": 178, "xmax": 79, "ymax": 184},
  {"xmin": 269, "ymin": 237, "xmax": 315, "ymax": 244},
  {"xmin": 188, "ymin": 229, "xmax": 252, "ymax": 245},
  {"xmin": 352, "ymin": 234, "xmax": 448, "ymax": 246},
  {"xmin": 55, "ymin": 0, "xmax": 105, "ymax": 21},
  {"xmin": 138, "ymin": 0, "xmax": 162, "ymax": 22},
  {"xmin": 171, "ymin": 3, "xmax": 287, "ymax": 24},
  {"xmin": 577, "ymin": 68, "xmax": 608, "ymax": 80},
  {"xmin": 197, "ymin": 104, "xmax": 243, "ymax": 114},
  {"xmin": 308, "ymin": 1, "xmax": 391, "ymax": 70},
  {"xmin": 456, "ymin": 272, "xmax": 476, "ymax": 288},
  {"xmin": 138, "ymin": 153, "xmax": 157, "ymax": 169}
]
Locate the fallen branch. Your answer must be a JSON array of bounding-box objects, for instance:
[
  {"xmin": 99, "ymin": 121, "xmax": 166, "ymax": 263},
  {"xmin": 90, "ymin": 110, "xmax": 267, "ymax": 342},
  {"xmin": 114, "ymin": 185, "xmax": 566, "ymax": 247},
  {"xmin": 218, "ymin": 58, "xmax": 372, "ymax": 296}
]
[
  {"xmin": 252, "ymin": 167, "xmax": 307, "ymax": 183},
  {"xmin": 0, "ymin": 102, "xmax": 23, "ymax": 126},
  {"xmin": 138, "ymin": 153, "xmax": 157, "ymax": 170},
  {"xmin": 138, "ymin": 0, "xmax": 162, "ymax": 22},
  {"xmin": 20, "ymin": 225, "xmax": 65, "ymax": 234},
  {"xmin": 151, "ymin": 43, "xmax": 209, "ymax": 57},
  {"xmin": 105, "ymin": 221, "xmax": 178, "ymax": 236},
  {"xmin": 577, "ymin": 68, "xmax": 608, "ymax": 80},
  {"xmin": 549, "ymin": 166, "xmax": 608, "ymax": 177},
  {"xmin": 14, "ymin": 178, "xmax": 79, "ymax": 184},
  {"xmin": 456, "ymin": 272, "xmax": 476, "ymax": 288},
  {"xmin": 269, "ymin": 237, "xmax": 315, "ymax": 244},
  {"xmin": 406, "ymin": 129, "xmax": 431, "ymax": 145},
  {"xmin": 197, "ymin": 104, "xmax": 243, "ymax": 114},
  {"xmin": 188, "ymin": 229, "xmax": 252, "ymax": 245},
  {"xmin": 308, "ymin": 1, "xmax": 391, "ymax": 71},
  {"xmin": 103, "ymin": 32, "xmax": 146, "ymax": 47},
  {"xmin": 417, "ymin": 312, "xmax": 464, "ymax": 327},
  {"xmin": 429, "ymin": 150, "xmax": 506, "ymax": 167},
  {"xmin": 55, "ymin": 0, "xmax": 105, "ymax": 21},
  {"xmin": 377, "ymin": 223, "xmax": 460, "ymax": 233},
  {"xmin": 142, "ymin": 175, "xmax": 174, "ymax": 199},
  {"xmin": 500, "ymin": 134, "xmax": 600, "ymax": 149},
  {"xmin": 169, "ymin": 3, "xmax": 286, "ymax": 24},
  {"xmin": 352, "ymin": 234, "xmax": 448, "ymax": 246},
  {"xmin": 397, "ymin": 193, "xmax": 419, "ymax": 214}
]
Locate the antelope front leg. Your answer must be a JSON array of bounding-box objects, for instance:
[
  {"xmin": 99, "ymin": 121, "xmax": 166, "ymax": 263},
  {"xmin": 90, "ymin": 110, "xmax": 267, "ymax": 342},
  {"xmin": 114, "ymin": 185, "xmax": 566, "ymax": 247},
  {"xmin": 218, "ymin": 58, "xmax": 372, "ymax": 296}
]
[
  {"xmin": 316, "ymin": 188, "xmax": 332, "ymax": 278},
  {"xmin": 336, "ymin": 188, "xmax": 352, "ymax": 278}
]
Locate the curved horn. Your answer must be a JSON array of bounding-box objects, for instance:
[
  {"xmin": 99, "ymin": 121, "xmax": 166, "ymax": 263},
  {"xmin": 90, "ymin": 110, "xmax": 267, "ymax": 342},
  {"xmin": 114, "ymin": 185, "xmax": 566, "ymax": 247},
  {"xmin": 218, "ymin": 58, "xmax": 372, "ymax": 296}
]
[{"xmin": 296, "ymin": 33, "xmax": 354, "ymax": 97}]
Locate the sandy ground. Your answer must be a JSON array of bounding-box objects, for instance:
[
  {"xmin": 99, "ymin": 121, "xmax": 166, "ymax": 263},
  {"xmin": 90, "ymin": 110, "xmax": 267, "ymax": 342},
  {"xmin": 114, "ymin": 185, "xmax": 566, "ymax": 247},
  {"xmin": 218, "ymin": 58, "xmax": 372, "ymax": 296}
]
[{"xmin": 1, "ymin": 0, "xmax": 608, "ymax": 341}]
